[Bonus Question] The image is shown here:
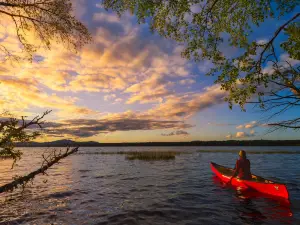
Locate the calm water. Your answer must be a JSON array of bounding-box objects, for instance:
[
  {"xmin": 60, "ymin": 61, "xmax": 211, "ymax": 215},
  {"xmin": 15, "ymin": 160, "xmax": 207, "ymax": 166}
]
[{"xmin": 1, "ymin": 146, "xmax": 300, "ymax": 225}]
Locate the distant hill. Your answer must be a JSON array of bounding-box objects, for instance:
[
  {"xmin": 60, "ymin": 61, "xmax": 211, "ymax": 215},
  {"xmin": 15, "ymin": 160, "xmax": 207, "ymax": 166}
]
[
  {"xmin": 16, "ymin": 139, "xmax": 300, "ymax": 147},
  {"xmin": 16, "ymin": 139, "xmax": 100, "ymax": 147}
]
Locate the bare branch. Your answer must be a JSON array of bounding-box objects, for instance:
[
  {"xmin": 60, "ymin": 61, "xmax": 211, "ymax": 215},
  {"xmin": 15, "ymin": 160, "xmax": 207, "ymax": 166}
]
[{"xmin": 0, "ymin": 147, "xmax": 79, "ymax": 193}]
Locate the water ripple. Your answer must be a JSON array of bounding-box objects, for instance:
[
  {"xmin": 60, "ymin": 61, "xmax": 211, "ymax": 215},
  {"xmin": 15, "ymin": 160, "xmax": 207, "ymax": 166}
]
[{"xmin": 0, "ymin": 146, "xmax": 299, "ymax": 225}]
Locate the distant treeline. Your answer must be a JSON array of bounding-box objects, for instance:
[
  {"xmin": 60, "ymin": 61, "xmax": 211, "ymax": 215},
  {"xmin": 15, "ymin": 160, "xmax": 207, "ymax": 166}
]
[{"xmin": 16, "ymin": 139, "xmax": 300, "ymax": 147}]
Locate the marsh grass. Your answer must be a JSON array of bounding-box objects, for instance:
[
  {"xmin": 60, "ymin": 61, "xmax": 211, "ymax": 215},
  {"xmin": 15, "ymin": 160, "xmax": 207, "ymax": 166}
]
[
  {"xmin": 197, "ymin": 150, "xmax": 300, "ymax": 154},
  {"xmin": 125, "ymin": 151, "xmax": 179, "ymax": 160},
  {"xmin": 77, "ymin": 151, "xmax": 188, "ymax": 160}
]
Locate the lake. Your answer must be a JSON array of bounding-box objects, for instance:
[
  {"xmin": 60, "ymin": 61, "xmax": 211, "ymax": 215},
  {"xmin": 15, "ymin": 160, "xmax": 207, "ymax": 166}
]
[{"xmin": 1, "ymin": 146, "xmax": 300, "ymax": 225}]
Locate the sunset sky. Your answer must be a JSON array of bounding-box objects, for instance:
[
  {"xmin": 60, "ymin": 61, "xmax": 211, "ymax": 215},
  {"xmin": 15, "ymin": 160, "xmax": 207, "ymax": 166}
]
[{"xmin": 0, "ymin": 0, "xmax": 299, "ymax": 142}]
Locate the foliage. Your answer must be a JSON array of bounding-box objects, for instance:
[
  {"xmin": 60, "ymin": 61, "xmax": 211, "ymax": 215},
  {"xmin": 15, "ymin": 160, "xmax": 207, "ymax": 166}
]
[
  {"xmin": 0, "ymin": 110, "xmax": 51, "ymax": 167},
  {"xmin": 281, "ymin": 22, "xmax": 300, "ymax": 60},
  {"xmin": 102, "ymin": 0, "xmax": 300, "ymax": 129},
  {"xmin": 0, "ymin": 0, "xmax": 91, "ymax": 61}
]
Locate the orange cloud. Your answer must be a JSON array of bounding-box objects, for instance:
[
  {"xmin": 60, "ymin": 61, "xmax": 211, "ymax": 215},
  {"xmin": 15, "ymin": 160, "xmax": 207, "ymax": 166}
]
[
  {"xmin": 0, "ymin": 7, "xmax": 229, "ymax": 133},
  {"xmin": 125, "ymin": 74, "xmax": 174, "ymax": 104},
  {"xmin": 0, "ymin": 77, "xmax": 95, "ymax": 118},
  {"xmin": 236, "ymin": 132, "xmax": 246, "ymax": 138},
  {"xmin": 235, "ymin": 131, "xmax": 256, "ymax": 138},
  {"xmin": 147, "ymin": 84, "xmax": 227, "ymax": 119},
  {"xmin": 226, "ymin": 134, "xmax": 233, "ymax": 139}
]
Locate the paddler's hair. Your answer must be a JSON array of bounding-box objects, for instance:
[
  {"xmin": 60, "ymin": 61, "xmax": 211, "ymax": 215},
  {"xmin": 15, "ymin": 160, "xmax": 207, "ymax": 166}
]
[{"xmin": 239, "ymin": 150, "xmax": 246, "ymax": 158}]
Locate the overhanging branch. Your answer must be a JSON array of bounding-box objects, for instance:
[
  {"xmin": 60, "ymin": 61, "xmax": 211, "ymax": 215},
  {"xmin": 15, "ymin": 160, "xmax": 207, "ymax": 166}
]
[{"xmin": 0, "ymin": 146, "xmax": 79, "ymax": 193}]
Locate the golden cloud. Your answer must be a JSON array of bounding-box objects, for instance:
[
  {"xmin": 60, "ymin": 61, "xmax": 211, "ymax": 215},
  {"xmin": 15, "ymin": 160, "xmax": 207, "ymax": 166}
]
[
  {"xmin": 147, "ymin": 84, "xmax": 227, "ymax": 119},
  {"xmin": 0, "ymin": 7, "xmax": 229, "ymax": 129}
]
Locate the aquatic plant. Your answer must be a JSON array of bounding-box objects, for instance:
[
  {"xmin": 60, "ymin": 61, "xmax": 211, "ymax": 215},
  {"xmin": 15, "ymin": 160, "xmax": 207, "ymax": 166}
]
[
  {"xmin": 77, "ymin": 150, "xmax": 188, "ymax": 160},
  {"xmin": 125, "ymin": 151, "xmax": 178, "ymax": 160}
]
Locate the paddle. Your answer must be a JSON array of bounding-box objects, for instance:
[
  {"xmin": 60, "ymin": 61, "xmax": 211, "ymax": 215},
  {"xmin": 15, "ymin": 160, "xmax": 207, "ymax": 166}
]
[{"xmin": 222, "ymin": 177, "xmax": 233, "ymax": 187}]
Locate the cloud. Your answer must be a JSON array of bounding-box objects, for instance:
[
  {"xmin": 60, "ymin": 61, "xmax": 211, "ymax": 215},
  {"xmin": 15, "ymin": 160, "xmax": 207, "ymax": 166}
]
[
  {"xmin": 0, "ymin": 13, "xmax": 191, "ymax": 117},
  {"xmin": 236, "ymin": 125, "xmax": 244, "ymax": 129},
  {"xmin": 114, "ymin": 98, "xmax": 123, "ymax": 103},
  {"xmin": 125, "ymin": 74, "xmax": 169, "ymax": 93},
  {"xmin": 104, "ymin": 94, "xmax": 116, "ymax": 101},
  {"xmin": 125, "ymin": 73, "xmax": 175, "ymax": 104},
  {"xmin": 43, "ymin": 117, "xmax": 193, "ymax": 138},
  {"xmin": 179, "ymin": 79, "xmax": 196, "ymax": 85},
  {"xmin": 72, "ymin": 0, "xmax": 88, "ymax": 19},
  {"xmin": 208, "ymin": 122, "xmax": 236, "ymax": 126},
  {"xmin": 161, "ymin": 130, "xmax": 189, "ymax": 136},
  {"xmin": 147, "ymin": 84, "xmax": 227, "ymax": 119},
  {"xmin": 245, "ymin": 121, "xmax": 257, "ymax": 129},
  {"xmin": 236, "ymin": 132, "xmax": 247, "ymax": 138},
  {"xmin": 227, "ymin": 127, "xmax": 257, "ymax": 139},
  {"xmin": 67, "ymin": 73, "xmax": 127, "ymax": 92},
  {"xmin": 0, "ymin": 2, "xmax": 230, "ymax": 137},
  {"xmin": 256, "ymin": 39, "xmax": 268, "ymax": 45},
  {"xmin": 198, "ymin": 60, "xmax": 214, "ymax": 73},
  {"xmin": 226, "ymin": 134, "xmax": 233, "ymax": 139},
  {"xmin": 127, "ymin": 88, "xmax": 173, "ymax": 104},
  {"xmin": 235, "ymin": 131, "xmax": 256, "ymax": 138},
  {"xmin": 0, "ymin": 8, "xmax": 193, "ymax": 108},
  {"xmin": 93, "ymin": 13, "xmax": 121, "ymax": 23},
  {"xmin": 0, "ymin": 77, "xmax": 95, "ymax": 117},
  {"xmin": 236, "ymin": 121, "xmax": 257, "ymax": 129},
  {"xmin": 262, "ymin": 53, "xmax": 300, "ymax": 75}
]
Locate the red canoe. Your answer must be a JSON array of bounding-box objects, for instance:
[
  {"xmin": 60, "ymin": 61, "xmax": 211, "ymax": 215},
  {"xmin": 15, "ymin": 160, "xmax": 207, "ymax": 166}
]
[{"xmin": 210, "ymin": 162, "xmax": 289, "ymax": 200}]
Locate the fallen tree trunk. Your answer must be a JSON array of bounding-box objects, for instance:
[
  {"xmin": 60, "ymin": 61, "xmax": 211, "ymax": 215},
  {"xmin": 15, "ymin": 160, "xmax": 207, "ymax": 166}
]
[{"xmin": 0, "ymin": 147, "xmax": 79, "ymax": 194}]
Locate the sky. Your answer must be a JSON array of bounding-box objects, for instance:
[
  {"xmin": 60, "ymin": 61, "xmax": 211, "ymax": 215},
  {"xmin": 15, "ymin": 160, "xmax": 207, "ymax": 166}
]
[{"xmin": 0, "ymin": 0, "xmax": 299, "ymax": 142}]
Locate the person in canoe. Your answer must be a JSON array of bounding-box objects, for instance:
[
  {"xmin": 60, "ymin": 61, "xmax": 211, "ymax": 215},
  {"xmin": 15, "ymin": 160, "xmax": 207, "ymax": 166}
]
[{"xmin": 227, "ymin": 150, "xmax": 252, "ymax": 184}]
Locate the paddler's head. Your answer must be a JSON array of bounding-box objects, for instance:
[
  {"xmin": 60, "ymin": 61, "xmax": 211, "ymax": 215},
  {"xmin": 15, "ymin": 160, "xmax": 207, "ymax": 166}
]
[{"xmin": 239, "ymin": 150, "xmax": 246, "ymax": 159}]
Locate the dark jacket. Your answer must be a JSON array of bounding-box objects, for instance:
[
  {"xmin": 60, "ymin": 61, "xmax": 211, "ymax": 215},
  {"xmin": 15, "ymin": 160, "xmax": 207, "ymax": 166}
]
[{"xmin": 234, "ymin": 158, "xmax": 252, "ymax": 180}]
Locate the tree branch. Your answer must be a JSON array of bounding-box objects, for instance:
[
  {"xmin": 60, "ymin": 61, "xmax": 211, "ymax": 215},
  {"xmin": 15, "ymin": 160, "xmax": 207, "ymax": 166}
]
[
  {"xmin": 0, "ymin": 147, "xmax": 79, "ymax": 193},
  {"xmin": 257, "ymin": 13, "xmax": 300, "ymax": 67}
]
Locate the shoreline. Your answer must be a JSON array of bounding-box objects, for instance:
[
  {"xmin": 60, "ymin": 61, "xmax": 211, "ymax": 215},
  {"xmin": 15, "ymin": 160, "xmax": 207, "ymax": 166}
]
[{"xmin": 16, "ymin": 140, "xmax": 300, "ymax": 147}]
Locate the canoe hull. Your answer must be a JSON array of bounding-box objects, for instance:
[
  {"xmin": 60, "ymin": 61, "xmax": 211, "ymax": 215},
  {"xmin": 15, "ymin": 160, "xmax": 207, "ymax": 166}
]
[
  {"xmin": 210, "ymin": 162, "xmax": 289, "ymax": 200},
  {"xmin": 210, "ymin": 162, "xmax": 249, "ymax": 189}
]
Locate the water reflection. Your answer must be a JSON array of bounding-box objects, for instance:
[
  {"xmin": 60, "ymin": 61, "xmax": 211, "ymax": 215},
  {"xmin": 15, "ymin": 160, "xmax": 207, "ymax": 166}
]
[
  {"xmin": 213, "ymin": 175, "xmax": 294, "ymax": 224},
  {"xmin": 236, "ymin": 198, "xmax": 267, "ymax": 225}
]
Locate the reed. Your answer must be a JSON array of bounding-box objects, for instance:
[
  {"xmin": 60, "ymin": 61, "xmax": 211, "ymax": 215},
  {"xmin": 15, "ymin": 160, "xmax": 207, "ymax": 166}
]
[
  {"xmin": 77, "ymin": 151, "xmax": 186, "ymax": 160},
  {"xmin": 125, "ymin": 151, "xmax": 178, "ymax": 160}
]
